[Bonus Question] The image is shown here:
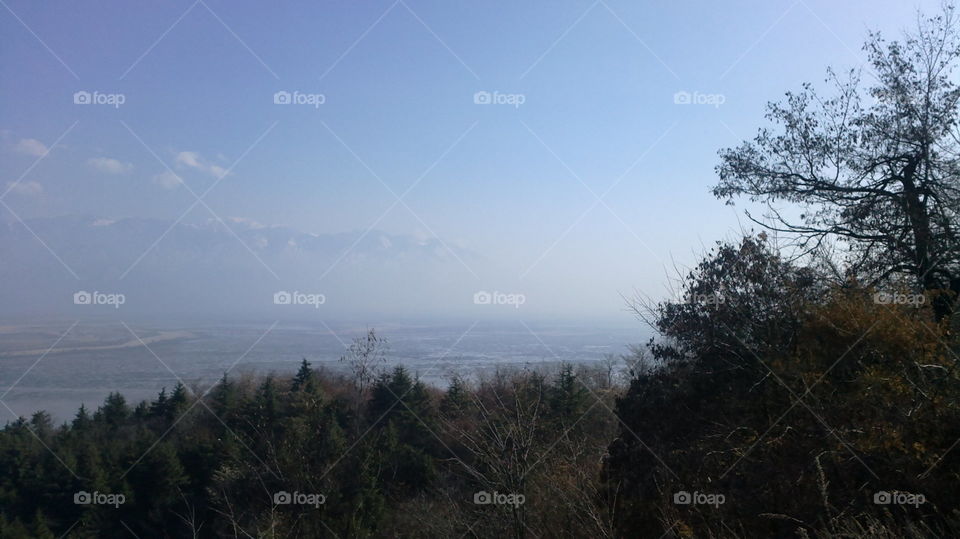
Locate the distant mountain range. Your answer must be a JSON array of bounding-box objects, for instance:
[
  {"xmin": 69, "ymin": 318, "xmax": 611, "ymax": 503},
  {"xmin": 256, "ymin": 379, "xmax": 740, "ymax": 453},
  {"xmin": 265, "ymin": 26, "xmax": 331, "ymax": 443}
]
[{"xmin": 0, "ymin": 216, "xmax": 482, "ymax": 317}]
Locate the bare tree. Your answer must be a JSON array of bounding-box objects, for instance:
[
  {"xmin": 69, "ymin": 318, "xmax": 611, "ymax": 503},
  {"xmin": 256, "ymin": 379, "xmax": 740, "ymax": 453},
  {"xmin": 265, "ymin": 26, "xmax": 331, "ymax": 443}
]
[
  {"xmin": 340, "ymin": 328, "xmax": 388, "ymax": 432},
  {"xmin": 340, "ymin": 328, "xmax": 388, "ymax": 397},
  {"xmin": 598, "ymin": 353, "xmax": 618, "ymax": 389},
  {"xmin": 715, "ymin": 4, "xmax": 960, "ymax": 319},
  {"xmin": 173, "ymin": 488, "xmax": 205, "ymax": 538},
  {"xmin": 441, "ymin": 374, "xmax": 545, "ymax": 538}
]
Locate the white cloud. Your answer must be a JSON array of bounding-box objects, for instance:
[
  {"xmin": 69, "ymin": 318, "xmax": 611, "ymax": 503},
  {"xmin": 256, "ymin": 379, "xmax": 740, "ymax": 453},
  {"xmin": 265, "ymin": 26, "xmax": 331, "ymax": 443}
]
[
  {"xmin": 5, "ymin": 181, "xmax": 43, "ymax": 196},
  {"xmin": 87, "ymin": 157, "xmax": 133, "ymax": 174},
  {"xmin": 153, "ymin": 171, "xmax": 183, "ymax": 190},
  {"xmin": 13, "ymin": 138, "xmax": 48, "ymax": 157},
  {"xmin": 226, "ymin": 216, "xmax": 265, "ymax": 229},
  {"xmin": 175, "ymin": 151, "xmax": 227, "ymax": 179},
  {"xmin": 175, "ymin": 151, "xmax": 202, "ymax": 168}
]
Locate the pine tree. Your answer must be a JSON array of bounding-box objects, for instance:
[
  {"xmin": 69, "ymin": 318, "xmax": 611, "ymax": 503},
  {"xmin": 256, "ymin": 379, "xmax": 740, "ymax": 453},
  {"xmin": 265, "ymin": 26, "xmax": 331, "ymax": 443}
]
[
  {"xmin": 210, "ymin": 373, "xmax": 238, "ymax": 417},
  {"xmin": 149, "ymin": 387, "xmax": 168, "ymax": 418},
  {"xmin": 549, "ymin": 364, "xmax": 587, "ymax": 425},
  {"xmin": 30, "ymin": 509, "xmax": 55, "ymax": 539},
  {"xmin": 96, "ymin": 392, "xmax": 130, "ymax": 429},
  {"xmin": 71, "ymin": 404, "xmax": 91, "ymax": 431},
  {"xmin": 291, "ymin": 358, "xmax": 315, "ymax": 392},
  {"xmin": 440, "ymin": 376, "xmax": 469, "ymax": 417},
  {"xmin": 28, "ymin": 411, "xmax": 53, "ymax": 442},
  {"xmin": 167, "ymin": 382, "xmax": 189, "ymax": 421}
]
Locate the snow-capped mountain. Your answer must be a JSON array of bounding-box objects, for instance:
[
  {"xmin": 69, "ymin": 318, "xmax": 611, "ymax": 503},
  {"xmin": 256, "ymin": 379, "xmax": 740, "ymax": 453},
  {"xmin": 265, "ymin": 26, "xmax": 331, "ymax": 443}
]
[{"xmin": 0, "ymin": 216, "xmax": 482, "ymax": 318}]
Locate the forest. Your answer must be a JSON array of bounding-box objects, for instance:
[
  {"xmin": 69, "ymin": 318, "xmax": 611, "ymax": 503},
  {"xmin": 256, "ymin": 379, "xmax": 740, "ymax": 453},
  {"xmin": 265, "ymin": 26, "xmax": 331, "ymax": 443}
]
[{"xmin": 4, "ymin": 4, "xmax": 960, "ymax": 538}]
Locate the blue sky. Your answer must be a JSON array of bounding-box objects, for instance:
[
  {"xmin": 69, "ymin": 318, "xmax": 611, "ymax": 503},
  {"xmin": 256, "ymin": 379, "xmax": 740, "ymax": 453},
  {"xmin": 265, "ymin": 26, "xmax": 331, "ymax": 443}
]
[{"xmin": 0, "ymin": 0, "xmax": 944, "ymax": 320}]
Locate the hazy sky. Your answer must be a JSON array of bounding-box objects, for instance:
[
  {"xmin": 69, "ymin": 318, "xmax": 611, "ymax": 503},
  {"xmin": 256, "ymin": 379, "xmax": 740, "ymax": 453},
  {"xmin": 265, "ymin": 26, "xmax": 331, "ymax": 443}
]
[{"xmin": 0, "ymin": 0, "xmax": 944, "ymax": 321}]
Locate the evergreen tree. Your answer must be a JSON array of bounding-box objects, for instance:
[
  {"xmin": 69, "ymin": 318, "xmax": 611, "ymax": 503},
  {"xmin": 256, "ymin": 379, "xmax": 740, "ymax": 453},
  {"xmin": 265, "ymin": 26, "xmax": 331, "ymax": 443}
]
[
  {"xmin": 71, "ymin": 405, "xmax": 91, "ymax": 432},
  {"xmin": 548, "ymin": 364, "xmax": 587, "ymax": 425},
  {"xmin": 291, "ymin": 358, "xmax": 315, "ymax": 392},
  {"xmin": 439, "ymin": 376, "xmax": 470, "ymax": 417},
  {"xmin": 167, "ymin": 382, "xmax": 189, "ymax": 421},
  {"xmin": 96, "ymin": 392, "xmax": 130, "ymax": 430},
  {"xmin": 149, "ymin": 387, "xmax": 168, "ymax": 418}
]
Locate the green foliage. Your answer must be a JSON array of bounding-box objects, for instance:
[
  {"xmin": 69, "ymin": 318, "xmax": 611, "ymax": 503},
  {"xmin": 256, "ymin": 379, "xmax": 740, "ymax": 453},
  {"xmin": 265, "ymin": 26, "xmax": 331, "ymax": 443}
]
[
  {"xmin": 548, "ymin": 364, "xmax": 588, "ymax": 425},
  {"xmin": 608, "ymin": 235, "xmax": 960, "ymax": 537},
  {"xmin": 7, "ymin": 233, "xmax": 949, "ymax": 538},
  {"xmin": 439, "ymin": 375, "xmax": 470, "ymax": 417},
  {"xmin": 0, "ymin": 355, "xmax": 617, "ymax": 537}
]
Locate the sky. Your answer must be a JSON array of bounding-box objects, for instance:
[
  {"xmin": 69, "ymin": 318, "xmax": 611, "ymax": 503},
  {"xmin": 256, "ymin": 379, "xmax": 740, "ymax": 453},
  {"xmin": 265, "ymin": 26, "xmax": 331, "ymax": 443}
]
[{"xmin": 0, "ymin": 0, "xmax": 946, "ymax": 323}]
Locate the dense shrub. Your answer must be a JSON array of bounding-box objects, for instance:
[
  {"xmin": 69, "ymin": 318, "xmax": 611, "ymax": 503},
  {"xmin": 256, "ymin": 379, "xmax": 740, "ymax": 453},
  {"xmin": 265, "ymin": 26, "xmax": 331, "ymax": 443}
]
[{"xmin": 607, "ymin": 236, "xmax": 960, "ymax": 537}]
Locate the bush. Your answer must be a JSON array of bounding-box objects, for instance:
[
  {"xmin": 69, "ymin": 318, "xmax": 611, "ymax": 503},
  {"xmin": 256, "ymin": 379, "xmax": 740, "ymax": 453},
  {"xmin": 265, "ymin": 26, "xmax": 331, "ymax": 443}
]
[{"xmin": 607, "ymin": 236, "xmax": 960, "ymax": 537}]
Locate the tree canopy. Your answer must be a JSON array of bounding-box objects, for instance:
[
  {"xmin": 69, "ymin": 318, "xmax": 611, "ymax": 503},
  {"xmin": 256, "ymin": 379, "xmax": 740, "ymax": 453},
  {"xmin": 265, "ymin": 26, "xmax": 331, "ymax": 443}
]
[{"xmin": 715, "ymin": 5, "xmax": 960, "ymax": 319}]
